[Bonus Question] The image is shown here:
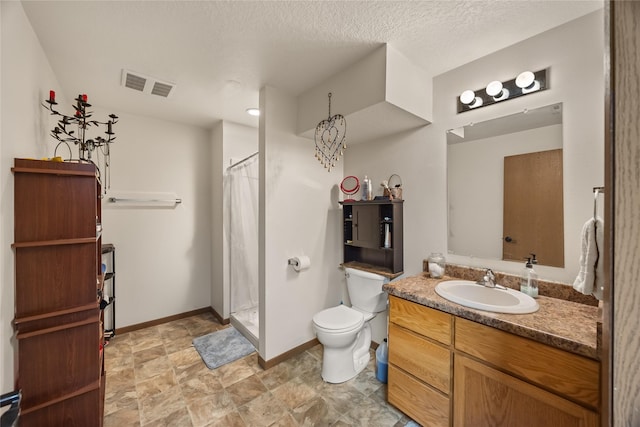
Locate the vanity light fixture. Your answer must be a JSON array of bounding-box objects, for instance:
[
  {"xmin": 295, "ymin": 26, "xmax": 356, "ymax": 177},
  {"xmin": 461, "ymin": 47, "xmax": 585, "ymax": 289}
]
[
  {"xmin": 457, "ymin": 68, "xmax": 548, "ymax": 113},
  {"xmin": 246, "ymin": 108, "xmax": 260, "ymax": 116}
]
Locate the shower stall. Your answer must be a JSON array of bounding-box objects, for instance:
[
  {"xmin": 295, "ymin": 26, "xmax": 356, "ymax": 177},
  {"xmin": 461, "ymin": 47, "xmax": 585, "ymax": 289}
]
[{"xmin": 226, "ymin": 152, "xmax": 259, "ymax": 347}]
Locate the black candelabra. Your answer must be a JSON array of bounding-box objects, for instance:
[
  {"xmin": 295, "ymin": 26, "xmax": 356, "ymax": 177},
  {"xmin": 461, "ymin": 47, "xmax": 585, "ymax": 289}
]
[{"xmin": 42, "ymin": 90, "xmax": 118, "ymax": 190}]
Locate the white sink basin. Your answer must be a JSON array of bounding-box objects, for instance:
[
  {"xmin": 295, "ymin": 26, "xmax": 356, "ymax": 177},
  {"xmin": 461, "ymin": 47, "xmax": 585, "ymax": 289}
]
[{"xmin": 435, "ymin": 280, "xmax": 539, "ymax": 314}]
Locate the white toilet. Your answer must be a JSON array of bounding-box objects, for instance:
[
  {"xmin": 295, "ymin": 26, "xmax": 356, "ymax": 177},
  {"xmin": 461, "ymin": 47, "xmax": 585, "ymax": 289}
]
[{"xmin": 312, "ymin": 267, "xmax": 389, "ymax": 383}]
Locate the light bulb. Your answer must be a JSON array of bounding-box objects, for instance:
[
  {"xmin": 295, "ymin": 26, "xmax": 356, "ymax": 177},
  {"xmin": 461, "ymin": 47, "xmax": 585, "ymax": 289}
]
[
  {"xmin": 516, "ymin": 71, "xmax": 535, "ymax": 89},
  {"xmin": 460, "ymin": 90, "xmax": 475, "ymax": 105},
  {"xmin": 486, "ymin": 81, "xmax": 503, "ymax": 97}
]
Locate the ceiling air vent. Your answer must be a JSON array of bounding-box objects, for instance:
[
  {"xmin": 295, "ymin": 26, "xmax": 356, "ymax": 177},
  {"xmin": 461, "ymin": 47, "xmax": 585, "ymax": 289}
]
[
  {"xmin": 124, "ymin": 72, "xmax": 146, "ymax": 92},
  {"xmin": 151, "ymin": 81, "xmax": 173, "ymax": 98},
  {"xmin": 121, "ymin": 69, "xmax": 175, "ymax": 98}
]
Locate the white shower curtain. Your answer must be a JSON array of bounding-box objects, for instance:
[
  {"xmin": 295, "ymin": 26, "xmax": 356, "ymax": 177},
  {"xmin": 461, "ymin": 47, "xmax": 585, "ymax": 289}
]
[{"xmin": 228, "ymin": 154, "xmax": 259, "ymax": 315}]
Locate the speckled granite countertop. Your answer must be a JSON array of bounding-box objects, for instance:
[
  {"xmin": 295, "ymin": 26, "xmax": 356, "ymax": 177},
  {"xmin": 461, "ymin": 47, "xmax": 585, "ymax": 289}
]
[{"xmin": 383, "ymin": 273, "xmax": 600, "ymax": 360}]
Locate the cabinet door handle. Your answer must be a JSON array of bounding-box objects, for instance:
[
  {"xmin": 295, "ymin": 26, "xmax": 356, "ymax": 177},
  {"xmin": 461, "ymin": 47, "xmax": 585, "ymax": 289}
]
[{"xmin": 504, "ymin": 236, "xmax": 513, "ymax": 243}]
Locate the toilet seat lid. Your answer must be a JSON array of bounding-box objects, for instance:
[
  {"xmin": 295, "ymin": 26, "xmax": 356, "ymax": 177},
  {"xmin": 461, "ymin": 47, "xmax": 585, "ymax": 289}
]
[{"xmin": 313, "ymin": 305, "xmax": 364, "ymax": 331}]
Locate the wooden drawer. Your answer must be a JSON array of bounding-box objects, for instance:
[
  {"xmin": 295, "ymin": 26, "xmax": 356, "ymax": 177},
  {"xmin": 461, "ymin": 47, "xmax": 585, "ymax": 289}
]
[
  {"xmin": 388, "ymin": 364, "xmax": 449, "ymax": 427},
  {"xmin": 455, "ymin": 317, "xmax": 600, "ymax": 409},
  {"xmin": 389, "ymin": 323, "xmax": 451, "ymax": 394},
  {"xmin": 389, "ymin": 295, "xmax": 452, "ymax": 345}
]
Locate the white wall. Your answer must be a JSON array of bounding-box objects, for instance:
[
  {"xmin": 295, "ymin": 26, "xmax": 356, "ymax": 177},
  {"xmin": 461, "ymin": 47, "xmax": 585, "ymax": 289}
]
[
  {"xmin": 101, "ymin": 111, "xmax": 212, "ymax": 327},
  {"xmin": 1, "ymin": 1, "xmax": 214, "ymax": 392},
  {"xmin": 297, "ymin": 47, "xmax": 387, "ymax": 135},
  {"xmin": 223, "ymin": 122, "xmax": 259, "ymax": 168},
  {"xmin": 260, "ymin": 86, "xmax": 343, "ymax": 360},
  {"xmin": 210, "ymin": 123, "xmax": 224, "ymax": 317},
  {"xmin": 0, "ymin": 1, "xmax": 66, "ymax": 394},
  {"xmin": 297, "ymin": 44, "xmax": 432, "ymax": 145},
  {"xmin": 345, "ymin": 125, "xmax": 445, "ymax": 278},
  {"xmin": 386, "ymin": 44, "xmax": 433, "ymax": 120},
  {"xmin": 346, "ymin": 10, "xmax": 604, "ymax": 284}
]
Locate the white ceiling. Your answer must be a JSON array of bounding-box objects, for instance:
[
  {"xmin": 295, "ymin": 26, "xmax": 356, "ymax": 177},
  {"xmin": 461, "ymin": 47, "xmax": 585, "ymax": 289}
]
[{"xmin": 21, "ymin": 1, "xmax": 602, "ymax": 130}]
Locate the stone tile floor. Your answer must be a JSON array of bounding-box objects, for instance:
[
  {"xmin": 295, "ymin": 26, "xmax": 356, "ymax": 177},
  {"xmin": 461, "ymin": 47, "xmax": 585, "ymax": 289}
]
[{"xmin": 103, "ymin": 312, "xmax": 417, "ymax": 426}]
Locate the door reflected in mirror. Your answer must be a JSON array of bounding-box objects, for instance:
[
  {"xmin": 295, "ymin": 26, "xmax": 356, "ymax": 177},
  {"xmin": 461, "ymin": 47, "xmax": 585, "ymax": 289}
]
[{"xmin": 447, "ymin": 103, "xmax": 564, "ymax": 268}]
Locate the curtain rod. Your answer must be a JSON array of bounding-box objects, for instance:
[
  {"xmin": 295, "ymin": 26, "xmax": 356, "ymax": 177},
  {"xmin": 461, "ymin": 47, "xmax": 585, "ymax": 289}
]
[{"xmin": 227, "ymin": 151, "xmax": 259, "ymax": 170}]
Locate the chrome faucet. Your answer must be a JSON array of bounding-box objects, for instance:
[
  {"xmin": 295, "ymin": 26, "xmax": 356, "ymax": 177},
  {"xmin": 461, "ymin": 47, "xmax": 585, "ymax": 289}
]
[
  {"xmin": 477, "ymin": 268, "xmax": 507, "ymax": 290},
  {"xmin": 479, "ymin": 269, "xmax": 497, "ymax": 288}
]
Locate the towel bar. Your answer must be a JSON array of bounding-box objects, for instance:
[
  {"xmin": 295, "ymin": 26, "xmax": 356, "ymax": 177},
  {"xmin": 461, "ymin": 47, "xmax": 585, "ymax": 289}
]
[
  {"xmin": 593, "ymin": 186, "xmax": 604, "ymax": 219},
  {"xmin": 108, "ymin": 197, "xmax": 182, "ymax": 204}
]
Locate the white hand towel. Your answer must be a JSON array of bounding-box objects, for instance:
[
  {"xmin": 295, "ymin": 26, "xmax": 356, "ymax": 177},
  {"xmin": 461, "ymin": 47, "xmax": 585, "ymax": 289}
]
[{"xmin": 573, "ymin": 217, "xmax": 604, "ymax": 300}]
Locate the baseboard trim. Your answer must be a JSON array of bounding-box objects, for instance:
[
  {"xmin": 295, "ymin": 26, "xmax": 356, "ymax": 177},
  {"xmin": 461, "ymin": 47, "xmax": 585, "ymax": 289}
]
[
  {"xmin": 210, "ymin": 307, "xmax": 230, "ymax": 325},
  {"xmin": 258, "ymin": 338, "xmax": 320, "ymax": 370},
  {"xmin": 116, "ymin": 307, "xmax": 217, "ymax": 335}
]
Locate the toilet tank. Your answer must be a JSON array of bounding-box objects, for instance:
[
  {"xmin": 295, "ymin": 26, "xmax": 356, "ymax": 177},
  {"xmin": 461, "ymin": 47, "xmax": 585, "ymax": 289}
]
[{"xmin": 345, "ymin": 267, "xmax": 389, "ymax": 313}]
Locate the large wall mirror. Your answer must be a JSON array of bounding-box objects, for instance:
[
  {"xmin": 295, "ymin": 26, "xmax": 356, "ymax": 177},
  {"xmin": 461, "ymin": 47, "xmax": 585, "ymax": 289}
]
[{"xmin": 447, "ymin": 103, "xmax": 564, "ymax": 268}]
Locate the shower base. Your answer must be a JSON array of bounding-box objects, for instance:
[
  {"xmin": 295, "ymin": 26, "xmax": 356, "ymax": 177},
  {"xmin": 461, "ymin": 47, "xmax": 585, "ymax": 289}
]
[{"xmin": 230, "ymin": 307, "xmax": 258, "ymax": 348}]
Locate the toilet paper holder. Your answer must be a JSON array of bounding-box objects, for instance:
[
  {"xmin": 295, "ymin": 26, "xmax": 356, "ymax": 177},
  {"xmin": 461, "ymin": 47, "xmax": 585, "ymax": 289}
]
[{"xmin": 287, "ymin": 256, "xmax": 310, "ymax": 271}]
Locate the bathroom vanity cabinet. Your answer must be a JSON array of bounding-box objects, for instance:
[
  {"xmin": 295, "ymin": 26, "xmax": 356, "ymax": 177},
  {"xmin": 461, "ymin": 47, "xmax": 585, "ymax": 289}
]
[
  {"xmin": 388, "ymin": 296, "xmax": 451, "ymax": 427},
  {"xmin": 388, "ymin": 295, "xmax": 600, "ymax": 427},
  {"xmin": 341, "ymin": 200, "xmax": 403, "ymax": 276}
]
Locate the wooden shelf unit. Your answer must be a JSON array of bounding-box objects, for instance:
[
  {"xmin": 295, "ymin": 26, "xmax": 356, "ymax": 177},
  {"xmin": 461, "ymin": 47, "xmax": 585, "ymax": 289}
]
[
  {"xmin": 101, "ymin": 243, "xmax": 116, "ymax": 340},
  {"xmin": 12, "ymin": 158, "xmax": 104, "ymax": 427},
  {"xmin": 341, "ymin": 200, "xmax": 403, "ymax": 276}
]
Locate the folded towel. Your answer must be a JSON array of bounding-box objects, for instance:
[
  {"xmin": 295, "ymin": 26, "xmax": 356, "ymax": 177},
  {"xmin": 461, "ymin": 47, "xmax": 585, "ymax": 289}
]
[{"xmin": 573, "ymin": 217, "xmax": 604, "ymax": 300}]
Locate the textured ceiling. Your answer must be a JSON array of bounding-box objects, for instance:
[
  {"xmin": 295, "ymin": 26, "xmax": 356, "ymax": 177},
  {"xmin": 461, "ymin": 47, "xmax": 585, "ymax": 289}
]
[{"xmin": 21, "ymin": 1, "xmax": 602, "ymax": 129}]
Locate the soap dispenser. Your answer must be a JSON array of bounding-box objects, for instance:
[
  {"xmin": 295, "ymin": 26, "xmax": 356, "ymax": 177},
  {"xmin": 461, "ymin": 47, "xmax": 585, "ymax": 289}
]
[{"xmin": 520, "ymin": 254, "xmax": 539, "ymax": 298}]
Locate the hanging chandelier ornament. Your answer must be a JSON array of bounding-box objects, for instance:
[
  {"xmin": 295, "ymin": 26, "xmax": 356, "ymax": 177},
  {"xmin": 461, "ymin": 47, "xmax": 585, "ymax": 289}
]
[
  {"xmin": 42, "ymin": 90, "xmax": 118, "ymax": 192},
  {"xmin": 314, "ymin": 93, "xmax": 346, "ymax": 172}
]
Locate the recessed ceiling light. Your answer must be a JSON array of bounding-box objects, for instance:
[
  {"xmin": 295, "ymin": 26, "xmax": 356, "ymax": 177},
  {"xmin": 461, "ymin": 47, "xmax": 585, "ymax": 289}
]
[{"xmin": 246, "ymin": 108, "xmax": 260, "ymax": 117}]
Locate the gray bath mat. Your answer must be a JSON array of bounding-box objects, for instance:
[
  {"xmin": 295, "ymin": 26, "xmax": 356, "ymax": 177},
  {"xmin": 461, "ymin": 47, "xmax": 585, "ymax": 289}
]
[{"xmin": 192, "ymin": 326, "xmax": 256, "ymax": 370}]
